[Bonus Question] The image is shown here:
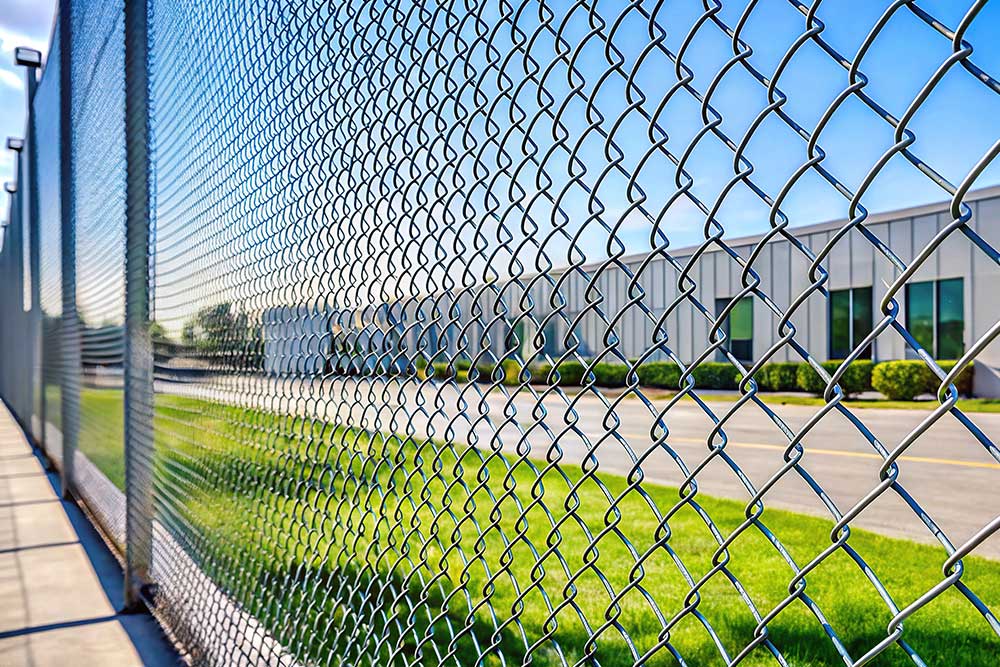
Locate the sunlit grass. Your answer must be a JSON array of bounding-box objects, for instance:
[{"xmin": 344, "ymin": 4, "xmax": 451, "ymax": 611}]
[{"xmin": 71, "ymin": 387, "xmax": 1000, "ymax": 666}]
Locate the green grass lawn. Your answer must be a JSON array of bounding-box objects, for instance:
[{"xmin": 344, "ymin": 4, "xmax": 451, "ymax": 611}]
[{"xmin": 66, "ymin": 387, "xmax": 1000, "ymax": 666}]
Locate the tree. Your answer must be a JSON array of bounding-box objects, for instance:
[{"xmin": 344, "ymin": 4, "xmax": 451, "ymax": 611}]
[{"xmin": 180, "ymin": 303, "xmax": 262, "ymax": 370}]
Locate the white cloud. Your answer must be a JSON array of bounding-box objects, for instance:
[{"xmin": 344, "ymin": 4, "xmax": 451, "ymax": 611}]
[
  {"xmin": 0, "ymin": 68, "xmax": 22, "ymax": 91},
  {"xmin": 0, "ymin": 0, "xmax": 56, "ymax": 57},
  {"xmin": 0, "ymin": 30, "xmax": 49, "ymax": 59},
  {"xmin": 0, "ymin": 1, "xmax": 53, "ymax": 187}
]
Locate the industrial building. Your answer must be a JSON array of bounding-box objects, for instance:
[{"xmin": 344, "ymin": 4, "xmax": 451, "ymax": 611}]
[{"xmin": 260, "ymin": 187, "xmax": 1000, "ymax": 397}]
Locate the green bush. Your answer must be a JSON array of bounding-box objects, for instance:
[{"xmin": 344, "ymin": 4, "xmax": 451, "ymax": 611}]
[
  {"xmin": 929, "ymin": 360, "xmax": 974, "ymax": 397},
  {"xmin": 872, "ymin": 360, "xmax": 927, "ymax": 400},
  {"xmin": 871, "ymin": 360, "xmax": 974, "ymax": 400},
  {"xmin": 758, "ymin": 362, "xmax": 800, "ymax": 392},
  {"xmin": 430, "ymin": 362, "xmax": 454, "ymax": 379},
  {"xmin": 431, "ymin": 359, "xmax": 473, "ymax": 381},
  {"xmin": 473, "ymin": 363, "xmax": 493, "ymax": 383},
  {"xmin": 472, "ymin": 362, "xmax": 508, "ymax": 384},
  {"xmin": 690, "ymin": 362, "xmax": 739, "ymax": 390},
  {"xmin": 797, "ymin": 360, "xmax": 873, "ymax": 396},
  {"xmin": 835, "ymin": 359, "xmax": 874, "ymax": 395},
  {"xmin": 473, "ymin": 359, "xmax": 522, "ymax": 386},
  {"xmin": 593, "ymin": 363, "xmax": 629, "ymax": 388},
  {"xmin": 532, "ymin": 360, "xmax": 587, "ymax": 387},
  {"xmin": 637, "ymin": 361, "xmax": 681, "ymax": 389}
]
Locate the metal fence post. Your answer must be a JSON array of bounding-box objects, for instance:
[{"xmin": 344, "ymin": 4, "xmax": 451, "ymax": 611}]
[
  {"xmin": 16, "ymin": 48, "xmax": 43, "ymax": 450},
  {"xmin": 58, "ymin": 3, "xmax": 79, "ymax": 499},
  {"xmin": 2, "ymin": 177, "xmax": 25, "ymax": 421},
  {"xmin": 4, "ymin": 176, "xmax": 24, "ymax": 423},
  {"xmin": 123, "ymin": 0, "xmax": 154, "ymax": 609}
]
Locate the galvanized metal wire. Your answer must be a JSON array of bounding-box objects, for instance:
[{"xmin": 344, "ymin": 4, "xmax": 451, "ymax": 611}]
[{"xmin": 1, "ymin": 1, "xmax": 999, "ymax": 666}]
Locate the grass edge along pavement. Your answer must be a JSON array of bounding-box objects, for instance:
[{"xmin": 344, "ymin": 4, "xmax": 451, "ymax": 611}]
[
  {"xmin": 426, "ymin": 359, "xmax": 998, "ymax": 412},
  {"xmin": 67, "ymin": 386, "xmax": 1000, "ymax": 666}
]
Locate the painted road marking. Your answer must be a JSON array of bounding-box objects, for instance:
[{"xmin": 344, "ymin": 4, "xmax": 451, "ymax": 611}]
[{"xmin": 619, "ymin": 433, "xmax": 1000, "ymax": 470}]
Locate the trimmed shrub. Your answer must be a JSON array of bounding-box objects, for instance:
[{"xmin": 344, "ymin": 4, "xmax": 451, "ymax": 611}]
[
  {"xmin": 593, "ymin": 363, "xmax": 629, "ymax": 388},
  {"xmin": 929, "ymin": 360, "xmax": 974, "ymax": 397},
  {"xmin": 690, "ymin": 362, "xmax": 739, "ymax": 390},
  {"xmin": 637, "ymin": 361, "xmax": 681, "ymax": 389},
  {"xmin": 797, "ymin": 360, "xmax": 873, "ymax": 396},
  {"xmin": 431, "ymin": 359, "xmax": 473, "ymax": 381},
  {"xmin": 503, "ymin": 359, "xmax": 522, "ymax": 386},
  {"xmin": 471, "ymin": 360, "xmax": 522, "ymax": 386},
  {"xmin": 532, "ymin": 363, "xmax": 550, "ymax": 383},
  {"xmin": 430, "ymin": 362, "xmax": 454, "ymax": 379},
  {"xmin": 797, "ymin": 363, "xmax": 826, "ymax": 395},
  {"xmin": 475, "ymin": 359, "xmax": 522, "ymax": 386},
  {"xmin": 532, "ymin": 360, "xmax": 587, "ymax": 387},
  {"xmin": 872, "ymin": 360, "xmax": 927, "ymax": 400},
  {"xmin": 870, "ymin": 360, "xmax": 973, "ymax": 400},
  {"xmin": 473, "ymin": 363, "xmax": 493, "ymax": 384},
  {"xmin": 838, "ymin": 359, "xmax": 874, "ymax": 395},
  {"xmin": 758, "ymin": 362, "xmax": 800, "ymax": 392}
]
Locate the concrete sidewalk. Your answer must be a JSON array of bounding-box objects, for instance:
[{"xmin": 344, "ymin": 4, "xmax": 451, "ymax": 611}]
[{"xmin": 0, "ymin": 404, "xmax": 179, "ymax": 667}]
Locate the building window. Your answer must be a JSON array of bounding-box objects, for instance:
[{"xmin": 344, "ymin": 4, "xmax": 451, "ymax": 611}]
[
  {"xmin": 505, "ymin": 321, "xmax": 526, "ymax": 357},
  {"xmin": 542, "ymin": 320, "xmax": 561, "ymax": 357},
  {"xmin": 715, "ymin": 296, "xmax": 753, "ymax": 363},
  {"xmin": 829, "ymin": 286, "xmax": 873, "ymax": 359},
  {"xmin": 906, "ymin": 278, "xmax": 964, "ymax": 358}
]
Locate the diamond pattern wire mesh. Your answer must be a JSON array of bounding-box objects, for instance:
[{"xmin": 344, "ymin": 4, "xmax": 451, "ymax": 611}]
[
  {"xmin": 1, "ymin": 1, "xmax": 1000, "ymax": 666},
  {"xmin": 0, "ymin": 149, "xmax": 31, "ymax": 428},
  {"xmin": 68, "ymin": 0, "xmax": 129, "ymax": 546},
  {"xmin": 33, "ymin": 27, "xmax": 64, "ymax": 464}
]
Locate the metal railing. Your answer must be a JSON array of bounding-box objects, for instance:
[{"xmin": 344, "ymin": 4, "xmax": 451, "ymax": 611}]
[{"xmin": 1, "ymin": 1, "xmax": 999, "ymax": 666}]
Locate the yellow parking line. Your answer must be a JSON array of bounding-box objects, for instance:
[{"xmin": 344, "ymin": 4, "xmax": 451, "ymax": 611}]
[{"xmin": 621, "ymin": 434, "xmax": 1000, "ymax": 470}]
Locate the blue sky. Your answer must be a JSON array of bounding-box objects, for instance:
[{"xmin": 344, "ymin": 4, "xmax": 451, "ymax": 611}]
[
  {"xmin": 2, "ymin": 0, "xmax": 999, "ymax": 265},
  {"xmin": 0, "ymin": 0, "xmax": 56, "ymax": 191}
]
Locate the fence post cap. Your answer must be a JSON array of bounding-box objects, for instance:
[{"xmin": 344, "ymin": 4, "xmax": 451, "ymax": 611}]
[
  {"xmin": 6, "ymin": 137, "xmax": 24, "ymax": 152},
  {"xmin": 14, "ymin": 47, "xmax": 42, "ymax": 68}
]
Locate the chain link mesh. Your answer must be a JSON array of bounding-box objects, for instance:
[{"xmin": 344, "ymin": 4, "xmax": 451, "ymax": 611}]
[
  {"xmin": 34, "ymin": 26, "xmax": 64, "ymax": 469},
  {"xmin": 2, "ymin": 1, "xmax": 1000, "ymax": 666},
  {"xmin": 67, "ymin": 0, "xmax": 129, "ymax": 545},
  {"xmin": 0, "ymin": 149, "xmax": 31, "ymax": 428}
]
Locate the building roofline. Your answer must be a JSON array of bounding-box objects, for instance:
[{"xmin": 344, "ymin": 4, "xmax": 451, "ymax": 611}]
[{"xmin": 605, "ymin": 185, "xmax": 1000, "ymax": 270}]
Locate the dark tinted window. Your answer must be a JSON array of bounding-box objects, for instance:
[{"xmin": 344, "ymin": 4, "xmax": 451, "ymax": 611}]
[
  {"xmin": 906, "ymin": 279, "xmax": 964, "ymax": 358},
  {"xmin": 906, "ymin": 281, "xmax": 934, "ymax": 353},
  {"xmin": 716, "ymin": 296, "xmax": 753, "ymax": 363},
  {"xmin": 829, "ymin": 287, "xmax": 872, "ymax": 359},
  {"xmin": 852, "ymin": 287, "xmax": 873, "ymax": 355},
  {"xmin": 937, "ymin": 278, "xmax": 964, "ymax": 359},
  {"xmin": 829, "ymin": 289, "xmax": 851, "ymax": 359}
]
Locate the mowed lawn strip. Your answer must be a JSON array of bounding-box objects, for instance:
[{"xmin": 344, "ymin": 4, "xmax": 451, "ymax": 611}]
[{"xmin": 70, "ymin": 387, "xmax": 1000, "ymax": 666}]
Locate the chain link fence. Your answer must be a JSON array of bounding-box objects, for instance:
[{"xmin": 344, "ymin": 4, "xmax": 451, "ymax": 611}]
[{"xmin": 1, "ymin": 1, "xmax": 999, "ymax": 666}]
